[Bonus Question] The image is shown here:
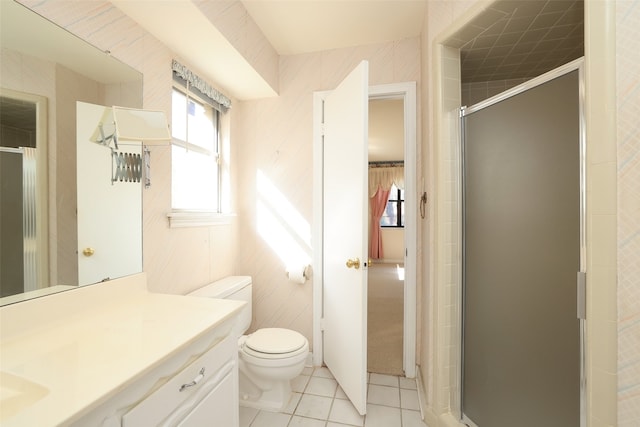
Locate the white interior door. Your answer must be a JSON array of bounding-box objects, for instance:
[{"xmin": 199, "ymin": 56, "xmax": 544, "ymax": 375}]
[
  {"xmin": 77, "ymin": 101, "xmax": 142, "ymax": 286},
  {"xmin": 322, "ymin": 61, "xmax": 369, "ymax": 415}
]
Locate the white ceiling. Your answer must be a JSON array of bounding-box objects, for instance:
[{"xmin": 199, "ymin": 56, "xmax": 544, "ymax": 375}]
[
  {"xmin": 241, "ymin": 0, "xmax": 427, "ymax": 55},
  {"xmin": 3, "ymin": 0, "xmax": 583, "ymax": 131},
  {"xmin": 2, "ymin": 0, "xmax": 584, "ymax": 103},
  {"xmin": 243, "ymin": 0, "xmax": 583, "ymax": 82},
  {"xmin": 369, "ymin": 98, "xmax": 404, "ymax": 162},
  {"xmin": 110, "ymin": 0, "xmax": 279, "ymax": 100},
  {"xmin": 110, "ymin": 0, "xmax": 427, "ymax": 100},
  {"xmin": 111, "ymin": 0, "xmax": 583, "ymax": 99}
]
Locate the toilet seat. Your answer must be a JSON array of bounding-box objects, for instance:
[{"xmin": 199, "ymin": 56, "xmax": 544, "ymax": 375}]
[{"xmin": 241, "ymin": 328, "xmax": 308, "ymax": 360}]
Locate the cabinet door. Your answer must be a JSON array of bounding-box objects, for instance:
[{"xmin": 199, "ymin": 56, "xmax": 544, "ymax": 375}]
[
  {"xmin": 177, "ymin": 370, "xmax": 238, "ymax": 427},
  {"xmin": 122, "ymin": 336, "xmax": 238, "ymax": 427}
]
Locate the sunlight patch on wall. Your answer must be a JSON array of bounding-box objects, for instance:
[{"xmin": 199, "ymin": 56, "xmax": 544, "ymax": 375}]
[{"xmin": 256, "ymin": 170, "xmax": 311, "ymax": 268}]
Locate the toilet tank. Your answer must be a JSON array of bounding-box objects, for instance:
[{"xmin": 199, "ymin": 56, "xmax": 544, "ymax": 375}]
[{"xmin": 188, "ymin": 276, "xmax": 252, "ymax": 336}]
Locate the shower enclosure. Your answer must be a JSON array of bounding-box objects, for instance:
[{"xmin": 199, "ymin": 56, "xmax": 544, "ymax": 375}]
[
  {"xmin": 0, "ymin": 89, "xmax": 47, "ymax": 301},
  {"xmin": 1, "ymin": 147, "xmax": 38, "ymax": 296},
  {"xmin": 461, "ymin": 60, "xmax": 585, "ymax": 427}
]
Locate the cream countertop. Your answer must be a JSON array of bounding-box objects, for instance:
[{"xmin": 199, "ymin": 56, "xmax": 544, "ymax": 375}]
[{"xmin": 0, "ymin": 273, "xmax": 245, "ymax": 426}]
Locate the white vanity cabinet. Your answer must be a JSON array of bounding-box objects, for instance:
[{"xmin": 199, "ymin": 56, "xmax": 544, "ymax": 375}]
[
  {"xmin": 0, "ymin": 275, "xmax": 244, "ymax": 427},
  {"xmin": 69, "ymin": 330, "xmax": 239, "ymax": 427},
  {"xmin": 123, "ymin": 334, "xmax": 238, "ymax": 427}
]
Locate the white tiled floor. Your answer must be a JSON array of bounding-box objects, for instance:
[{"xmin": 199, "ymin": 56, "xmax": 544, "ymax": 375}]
[{"xmin": 239, "ymin": 368, "xmax": 428, "ymax": 427}]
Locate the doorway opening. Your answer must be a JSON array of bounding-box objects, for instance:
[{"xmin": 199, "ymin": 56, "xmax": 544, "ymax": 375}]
[{"xmin": 367, "ymin": 97, "xmax": 405, "ymax": 376}]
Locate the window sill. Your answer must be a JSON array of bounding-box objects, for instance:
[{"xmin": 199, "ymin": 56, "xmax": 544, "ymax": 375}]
[{"xmin": 167, "ymin": 211, "xmax": 236, "ymax": 228}]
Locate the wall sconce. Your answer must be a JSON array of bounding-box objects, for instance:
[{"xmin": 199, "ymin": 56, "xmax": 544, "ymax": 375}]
[{"xmin": 90, "ymin": 106, "xmax": 171, "ymax": 187}]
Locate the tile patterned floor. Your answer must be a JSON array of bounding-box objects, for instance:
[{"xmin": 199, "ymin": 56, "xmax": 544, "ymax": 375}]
[{"xmin": 239, "ymin": 367, "xmax": 428, "ymax": 427}]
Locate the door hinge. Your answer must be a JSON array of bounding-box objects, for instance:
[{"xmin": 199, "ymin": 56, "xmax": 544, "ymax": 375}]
[
  {"xmin": 577, "ymin": 271, "xmax": 586, "ymax": 319},
  {"xmin": 320, "ymin": 318, "xmax": 325, "ymax": 331}
]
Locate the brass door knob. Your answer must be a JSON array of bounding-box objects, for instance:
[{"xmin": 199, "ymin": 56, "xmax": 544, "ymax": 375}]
[
  {"xmin": 82, "ymin": 247, "xmax": 95, "ymax": 257},
  {"xmin": 346, "ymin": 258, "xmax": 360, "ymax": 269}
]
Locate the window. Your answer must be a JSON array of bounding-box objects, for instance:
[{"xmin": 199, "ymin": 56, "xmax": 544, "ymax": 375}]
[
  {"xmin": 380, "ymin": 184, "xmax": 404, "ymax": 227},
  {"xmin": 171, "ymin": 86, "xmax": 220, "ymax": 211}
]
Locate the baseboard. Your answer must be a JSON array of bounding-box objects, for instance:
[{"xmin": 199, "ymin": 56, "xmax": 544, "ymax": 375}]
[
  {"xmin": 424, "ymin": 410, "xmax": 439, "ymax": 427},
  {"xmin": 440, "ymin": 413, "xmax": 467, "ymax": 427},
  {"xmin": 416, "ymin": 366, "xmax": 432, "ymax": 423},
  {"xmin": 461, "ymin": 414, "xmax": 479, "ymax": 427},
  {"xmin": 415, "ymin": 367, "xmax": 468, "ymax": 427}
]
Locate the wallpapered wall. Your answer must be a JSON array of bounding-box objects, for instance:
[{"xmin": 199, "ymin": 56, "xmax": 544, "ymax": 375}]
[{"xmin": 616, "ymin": 2, "xmax": 640, "ymax": 426}]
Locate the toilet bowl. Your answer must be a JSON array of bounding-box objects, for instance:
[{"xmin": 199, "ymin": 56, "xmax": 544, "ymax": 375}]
[
  {"xmin": 238, "ymin": 328, "xmax": 308, "ymax": 410},
  {"xmin": 188, "ymin": 277, "xmax": 309, "ymax": 412}
]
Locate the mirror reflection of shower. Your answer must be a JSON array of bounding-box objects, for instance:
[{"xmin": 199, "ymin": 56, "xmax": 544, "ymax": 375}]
[{"xmin": 0, "ymin": 95, "xmax": 39, "ymax": 297}]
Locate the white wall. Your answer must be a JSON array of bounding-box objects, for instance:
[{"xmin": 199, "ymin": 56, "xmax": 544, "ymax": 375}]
[
  {"xmin": 615, "ymin": 2, "xmax": 640, "ymax": 425},
  {"xmin": 380, "ymin": 228, "xmax": 404, "ymax": 262}
]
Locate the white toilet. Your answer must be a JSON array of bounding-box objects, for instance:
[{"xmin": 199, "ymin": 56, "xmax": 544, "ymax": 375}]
[{"xmin": 188, "ymin": 276, "xmax": 309, "ymax": 412}]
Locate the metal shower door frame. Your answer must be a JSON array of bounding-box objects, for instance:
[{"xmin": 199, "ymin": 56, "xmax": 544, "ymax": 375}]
[{"xmin": 458, "ymin": 57, "xmax": 586, "ymax": 427}]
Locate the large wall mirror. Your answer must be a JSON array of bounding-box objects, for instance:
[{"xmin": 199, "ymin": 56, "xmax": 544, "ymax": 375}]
[{"xmin": 0, "ymin": 0, "xmax": 143, "ymax": 305}]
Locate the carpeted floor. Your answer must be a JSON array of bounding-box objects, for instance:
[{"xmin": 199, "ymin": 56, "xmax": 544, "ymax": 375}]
[{"xmin": 367, "ymin": 263, "xmax": 404, "ymax": 376}]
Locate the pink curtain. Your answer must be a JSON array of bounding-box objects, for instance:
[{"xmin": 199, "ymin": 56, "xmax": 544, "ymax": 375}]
[{"xmin": 369, "ymin": 187, "xmax": 391, "ymax": 259}]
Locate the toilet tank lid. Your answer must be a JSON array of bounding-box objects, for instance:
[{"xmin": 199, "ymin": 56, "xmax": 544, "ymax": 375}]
[{"xmin": 187, "ymin": 276, "xmax": 252, "ymax": 299}]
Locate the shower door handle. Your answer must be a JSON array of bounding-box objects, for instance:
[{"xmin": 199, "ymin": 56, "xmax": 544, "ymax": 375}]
[{"xmin": 577, "ymin": 271, "xmax": 586, "ymax": 319}]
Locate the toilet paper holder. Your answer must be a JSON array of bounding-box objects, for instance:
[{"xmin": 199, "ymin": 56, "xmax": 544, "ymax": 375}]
[{"xmin": 286, "ymin": 264, "xmax": 310, "ymax": 283}]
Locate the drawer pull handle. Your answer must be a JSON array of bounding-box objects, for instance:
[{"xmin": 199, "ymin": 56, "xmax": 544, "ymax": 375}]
[{"xmin": 179, "ymin": 368, "xmax": 205, "ymax": 392}]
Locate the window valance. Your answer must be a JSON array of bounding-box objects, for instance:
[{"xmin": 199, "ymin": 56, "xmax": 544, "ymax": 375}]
[
  {"xmin": 172, "ymin": 59, "xmax": 232, "ymax": 112},
  {"xmin": 368, "ymin": 166, "xmax": 404, "ymax": 197}
]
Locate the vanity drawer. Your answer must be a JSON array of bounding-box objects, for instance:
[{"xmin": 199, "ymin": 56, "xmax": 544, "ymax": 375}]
[{"xmin": 122, "ymin": 334, "xmax": 237, "ymax": 427}]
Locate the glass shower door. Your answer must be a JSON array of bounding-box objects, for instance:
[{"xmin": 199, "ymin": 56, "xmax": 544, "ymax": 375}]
[
  {"xmin": 0, "ymin": 147, "xmax": 37, "ymax": 296},
  {"xmin": 461, "ymin": 69, "xmax": 582, "ymax": 427}
]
